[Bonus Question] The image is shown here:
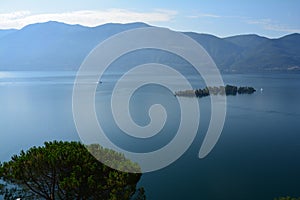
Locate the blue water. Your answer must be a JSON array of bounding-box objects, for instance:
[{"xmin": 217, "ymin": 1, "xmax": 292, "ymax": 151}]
[{"xmin": 0, "ymin": 71, "xmax": 300, "ymax": 199}]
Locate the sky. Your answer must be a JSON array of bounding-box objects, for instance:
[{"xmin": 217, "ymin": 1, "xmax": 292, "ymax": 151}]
[{"xmin": 0, "ymin": 0, "xmax": 299, "ymax": 38}]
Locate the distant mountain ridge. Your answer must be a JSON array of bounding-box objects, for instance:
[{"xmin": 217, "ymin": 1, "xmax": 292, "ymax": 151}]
[
  {"xmin": 0, "ymin": 29, "xmax": 17, "ymax": 39},
  {"xmin": 0, "ymin": 21, "xmax": 299, "ymax": 72}
]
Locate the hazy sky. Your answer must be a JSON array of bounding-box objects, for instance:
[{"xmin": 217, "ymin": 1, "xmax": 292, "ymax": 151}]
[{"xmin": 0, "ymin": 0, "xmax": 299, "ymax": 38}]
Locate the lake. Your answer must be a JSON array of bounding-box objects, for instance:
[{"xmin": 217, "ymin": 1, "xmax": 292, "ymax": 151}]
[{"xmin": 0, "ymin": 71, "xmax": 300, "ymax": 199}]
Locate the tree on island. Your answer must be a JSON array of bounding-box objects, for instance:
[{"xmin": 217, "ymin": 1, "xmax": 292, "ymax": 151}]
[
  {"xmin": 176, "ymin": 85, "xmax": 256, "ymax": 97},
  {"xmin": 0, "ymin": 141, "xmax": 145, "ymax": 200}
]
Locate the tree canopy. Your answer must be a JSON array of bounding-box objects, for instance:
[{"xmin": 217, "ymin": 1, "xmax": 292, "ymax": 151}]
[
  {"xmin": 0, "ymin": 141, "xmax": 144, "ymax": 200},
  {"xmin": 274, "ymin": 197, "xmax": 300, "ymax": 200}
]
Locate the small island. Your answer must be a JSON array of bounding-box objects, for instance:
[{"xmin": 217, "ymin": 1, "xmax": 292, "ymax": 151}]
[{"xmin": 175, "ymin": 85, "xmax": 256, "ymax": 97}]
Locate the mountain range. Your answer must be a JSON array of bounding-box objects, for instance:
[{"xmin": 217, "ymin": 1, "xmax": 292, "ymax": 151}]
[{"xmin": 0, "ymin": 21, "xmax": 299, "ymax": 72}]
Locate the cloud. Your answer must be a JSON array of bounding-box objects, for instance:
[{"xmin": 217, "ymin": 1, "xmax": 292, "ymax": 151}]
[
  {"xmin": 188, "ymin": 13, "xmax": 300, "ymax": 34},
  {"xmin": 246, "ymin": 18, "xmax": 273, "ymax": 27},
  {"xmin": 187, "ymin": 13, "xmax": 251, "ymax": 19},
  {"xmin": 187, "ymin": 13, "xmax": 221, "ymax": 19},
  {"xmin": 0, "ymin": 9, "xmax": 177, "ymax": 29},
  {"xmin": 247, "ymin": 18, "xmax": 300, "ymax": 33}
]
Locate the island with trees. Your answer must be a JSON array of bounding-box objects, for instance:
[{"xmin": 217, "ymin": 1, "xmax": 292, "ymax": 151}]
[{"xmin": 175, "ymin": 85, "xmax": 256, "ymax": 97}]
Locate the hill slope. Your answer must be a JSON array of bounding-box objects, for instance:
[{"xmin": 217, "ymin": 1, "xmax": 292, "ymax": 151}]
[
  {"xmin": 0, "ymin": 21, "xmax": 150, "ymax": 70},
  {"xmin": 0, "ymin": 21, "xmax": 299, "ymax": 72},
  {"xmin": 0, "ymin": 29, "xmax": 17, "ymax": 39}
]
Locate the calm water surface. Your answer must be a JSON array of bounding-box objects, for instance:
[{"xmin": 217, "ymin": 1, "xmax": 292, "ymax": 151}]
[{"xmin": 0, "ymin": 71, "xmax": 299, "ymax": 200}]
